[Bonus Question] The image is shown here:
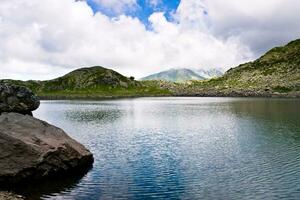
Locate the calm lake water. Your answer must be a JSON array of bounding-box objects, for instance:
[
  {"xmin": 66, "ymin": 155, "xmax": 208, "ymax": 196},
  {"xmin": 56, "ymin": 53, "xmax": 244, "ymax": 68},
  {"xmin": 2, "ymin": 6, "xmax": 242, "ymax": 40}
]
[{"xmin": 22, "ymin": 97, "xmax": 300, "ymax": 199}]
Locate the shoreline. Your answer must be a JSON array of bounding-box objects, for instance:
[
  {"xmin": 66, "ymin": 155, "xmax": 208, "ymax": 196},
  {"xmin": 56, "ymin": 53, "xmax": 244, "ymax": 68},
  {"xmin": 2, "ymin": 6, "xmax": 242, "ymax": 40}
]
[{"xmin": 37, "ymin": 93, "xmax": 300, "ymax": 101}]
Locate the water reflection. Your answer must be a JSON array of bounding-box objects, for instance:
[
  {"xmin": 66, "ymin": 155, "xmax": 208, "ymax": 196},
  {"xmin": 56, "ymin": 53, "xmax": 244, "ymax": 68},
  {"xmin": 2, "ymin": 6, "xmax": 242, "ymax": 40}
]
[
  {"xmin": 13, "ymin": 166, "xmax": 93, "ymax": 200},
  {"xmin": 228, "ymin": 98, "xmax": 300, "ymax": 121},
  {"xmin": 65, "ymin": 109, "xmax": 124, "ymax": 123},
  {"xmin": 30, "ymin": 98, "xmax": 300, "ymax": 199}
]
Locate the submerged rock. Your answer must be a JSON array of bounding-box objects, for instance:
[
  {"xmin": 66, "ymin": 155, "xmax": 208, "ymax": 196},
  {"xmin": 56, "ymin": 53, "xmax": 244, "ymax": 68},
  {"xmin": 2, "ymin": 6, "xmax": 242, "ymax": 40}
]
[
  {"xmin": 0, "ymin": 84, "xmax": 40, "ymax": 115},
  {"xmin": 0, "ymin": 112, "xmax": 94, "ymax": 186}
]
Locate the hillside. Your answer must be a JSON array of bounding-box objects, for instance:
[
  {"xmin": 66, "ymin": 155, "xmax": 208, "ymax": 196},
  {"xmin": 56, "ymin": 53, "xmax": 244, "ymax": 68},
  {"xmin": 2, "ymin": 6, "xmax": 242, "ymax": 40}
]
[
  {"xmin": 141, "ymin": 68, "xmax": 206, "ymax": 82},
  {"xmin": 0, "ymin": 66, "xmax": 171, "ymax": 98},
  {"xmin": 165, "ymin": 39, "xmax": 300, "ymax": 97}
]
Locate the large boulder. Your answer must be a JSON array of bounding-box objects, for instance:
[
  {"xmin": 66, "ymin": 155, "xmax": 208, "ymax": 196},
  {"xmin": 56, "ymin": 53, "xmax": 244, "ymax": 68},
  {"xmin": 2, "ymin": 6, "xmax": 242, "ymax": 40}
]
[
  {"xmin": 0, "ymin": 112, "xmax": 94, "ymax": 186},
  {"xmin": 0, "ymin": 84, "xmax": 40, "ymax": 114}
]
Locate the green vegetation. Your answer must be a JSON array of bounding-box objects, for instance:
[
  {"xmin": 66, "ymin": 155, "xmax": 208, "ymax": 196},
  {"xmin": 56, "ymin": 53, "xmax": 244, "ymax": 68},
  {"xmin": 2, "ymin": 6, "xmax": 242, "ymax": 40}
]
[{"xmin": 0, "ymin": 66, "xmax": 171, "ymax": 99}]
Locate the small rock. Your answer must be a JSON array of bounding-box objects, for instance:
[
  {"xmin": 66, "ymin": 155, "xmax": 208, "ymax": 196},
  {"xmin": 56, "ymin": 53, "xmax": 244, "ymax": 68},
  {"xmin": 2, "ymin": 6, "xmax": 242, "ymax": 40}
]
[{"xmin": 0, "ymin": 84, "xmax": 40, "ymax": 114}]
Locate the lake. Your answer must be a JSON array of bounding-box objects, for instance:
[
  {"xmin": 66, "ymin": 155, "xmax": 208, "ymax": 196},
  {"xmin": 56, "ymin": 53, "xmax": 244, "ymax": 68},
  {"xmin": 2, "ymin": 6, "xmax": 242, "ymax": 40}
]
[{"xmin": 21, "ymin": 97, "xmax": 300, "ymax": 199}]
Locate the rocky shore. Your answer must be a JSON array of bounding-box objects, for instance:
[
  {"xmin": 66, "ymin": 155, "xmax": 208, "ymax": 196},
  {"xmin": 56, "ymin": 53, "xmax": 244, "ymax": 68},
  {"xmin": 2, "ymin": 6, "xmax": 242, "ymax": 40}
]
[
  {"xmin": 0, "ymin": 84, "xmax": 93, "ymax": 195},
  {"xmin": 172, "ymin": 89, "xmax": 300, "ymax": 98}
]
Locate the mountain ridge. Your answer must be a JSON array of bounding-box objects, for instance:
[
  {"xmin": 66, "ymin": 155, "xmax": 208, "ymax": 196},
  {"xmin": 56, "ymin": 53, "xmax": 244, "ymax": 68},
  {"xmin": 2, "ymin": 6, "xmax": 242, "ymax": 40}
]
[{"xmin": 1, "ymin": 39, "xmax": 299, "ymax": 98}]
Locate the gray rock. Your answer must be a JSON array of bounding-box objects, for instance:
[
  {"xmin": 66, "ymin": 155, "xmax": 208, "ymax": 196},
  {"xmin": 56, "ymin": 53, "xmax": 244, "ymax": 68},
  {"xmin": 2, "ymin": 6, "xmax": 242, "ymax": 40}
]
[
  {"xmin": 0, "ymin": 84, "xmax": 40, "ymax": 114},
  {"xmin": 0, "ymin": 112, "xmax": 94, "ymax": 186}
]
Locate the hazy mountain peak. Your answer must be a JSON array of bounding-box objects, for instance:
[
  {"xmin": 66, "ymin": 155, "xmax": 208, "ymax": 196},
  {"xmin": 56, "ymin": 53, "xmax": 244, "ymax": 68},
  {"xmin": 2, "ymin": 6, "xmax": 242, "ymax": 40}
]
[
  {"xmin": 192, "ymin": 68, "xmax": 224, "ymax": 79},
  {"xmin": 141, "ymin": 68, "xmax": 224, "ymax": 82},
  {"xmin": 141, "ymin": 68, "xmax": 206, "ymax": 82}
]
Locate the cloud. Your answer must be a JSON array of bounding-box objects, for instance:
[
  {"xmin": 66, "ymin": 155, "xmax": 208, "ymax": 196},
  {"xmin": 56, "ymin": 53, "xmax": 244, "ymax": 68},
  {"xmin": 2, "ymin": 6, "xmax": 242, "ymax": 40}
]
[
  {"xmin": 197, "ymin": 0, "xmax": 300, "ymax": 54},
  {"xmin": 0, "ymin": 0, "xmax": 299, "ymax": 80}
]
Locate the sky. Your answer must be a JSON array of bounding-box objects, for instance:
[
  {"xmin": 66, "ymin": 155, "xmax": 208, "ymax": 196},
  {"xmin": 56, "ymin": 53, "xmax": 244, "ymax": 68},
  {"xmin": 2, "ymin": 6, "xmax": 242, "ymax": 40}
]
[{"xmin": 0, "ymin": 0, "xmax": 300, "ymax": 80}]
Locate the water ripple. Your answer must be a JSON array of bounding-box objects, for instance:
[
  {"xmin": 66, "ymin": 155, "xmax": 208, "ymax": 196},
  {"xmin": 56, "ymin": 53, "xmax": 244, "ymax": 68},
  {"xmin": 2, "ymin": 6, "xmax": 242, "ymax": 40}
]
[{"xmin": 26, "ymin": 97, "xmax": 300, "ymax": 200}]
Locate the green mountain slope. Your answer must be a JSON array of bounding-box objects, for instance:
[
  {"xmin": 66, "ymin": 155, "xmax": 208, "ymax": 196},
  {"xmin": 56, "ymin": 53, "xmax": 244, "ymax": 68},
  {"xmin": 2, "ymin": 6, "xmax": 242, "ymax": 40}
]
[
  {"xmin": 171, "ymin": 39, "xmax": 300, "ymax": 97},
  {"xmin": 141, "ymin": 68, "xmax": 206, "ymax": 82},
  {"xmin": 0, "ymin": 66, "xmax": 171, "ymax": 98},
  {"xmin": 40, "ymin": 66, "xmax": 139, "ymax": 91}
]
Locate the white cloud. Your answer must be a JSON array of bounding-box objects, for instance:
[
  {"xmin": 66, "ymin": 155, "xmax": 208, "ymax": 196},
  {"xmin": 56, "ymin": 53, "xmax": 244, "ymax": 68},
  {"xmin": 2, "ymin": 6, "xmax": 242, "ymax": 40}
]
[
  {"xmin": 0, "ymin": 0, "xmax": 299, "ymax": 80},
  {"xmin": 197, "ymin": 0, "xmax": 300, "ymax": 54}
]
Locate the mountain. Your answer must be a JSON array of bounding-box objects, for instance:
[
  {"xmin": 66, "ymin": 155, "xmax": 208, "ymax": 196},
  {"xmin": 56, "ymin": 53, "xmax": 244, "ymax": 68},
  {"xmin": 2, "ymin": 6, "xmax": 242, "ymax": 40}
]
[
  {"xmin": 1, "ymin": 66, "xmax": 137, "ymax": 90},
  {"xmin": 39, "ymin": 66, "xmax": 139, "ymax": 90},
  {"xmin": 141, "ymin": 68, "xmax": 206, "ymax": 82},
  {"xmin": 193, "ymin": 68, "xmax": 224, "ymax": 79},
  {"xmin": 0, "ymin": 66, "xmax": 171, "ymax": 98},
  {"xmin": 1, "ymin": 39, "xmax": 299, "ymax": 98},
  {"xmin": 170, "ymin": 39, "xmax": 300, "ymax": 97}
]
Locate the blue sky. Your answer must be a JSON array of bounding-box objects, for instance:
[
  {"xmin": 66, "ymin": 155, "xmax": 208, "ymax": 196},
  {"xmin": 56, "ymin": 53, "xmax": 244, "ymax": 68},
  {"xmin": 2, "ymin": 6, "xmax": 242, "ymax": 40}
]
[{"xmin": 86, "ymin": 0, "xmax": 180, "ymax": 25}]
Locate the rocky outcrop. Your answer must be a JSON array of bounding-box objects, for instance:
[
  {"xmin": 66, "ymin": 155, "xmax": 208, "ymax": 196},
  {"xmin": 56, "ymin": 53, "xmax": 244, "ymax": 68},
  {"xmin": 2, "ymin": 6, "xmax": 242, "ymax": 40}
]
[
  {"xmin": 0, "ymin": 84, "xmax": 40, "ymax": 115},
  {"xmin": 0, "ymin": 112, "xmax": 94, "ymax": 187}
]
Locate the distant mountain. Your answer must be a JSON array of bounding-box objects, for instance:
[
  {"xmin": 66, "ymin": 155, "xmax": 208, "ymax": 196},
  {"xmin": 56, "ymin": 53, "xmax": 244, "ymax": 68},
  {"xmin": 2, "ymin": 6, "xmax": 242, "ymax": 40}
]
[
  {"xmin": 193, "ymin": 68, "xmax": 224, "ymax": 79},
  {"xmin": 141, "ymin": 68, "xmax": 206, "ymax": 82}
]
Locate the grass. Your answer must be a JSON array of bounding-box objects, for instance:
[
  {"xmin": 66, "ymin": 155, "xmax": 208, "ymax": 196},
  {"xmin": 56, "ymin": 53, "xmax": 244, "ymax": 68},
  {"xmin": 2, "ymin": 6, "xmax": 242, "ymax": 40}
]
[
  {"xmin": 272, "ymin": 86, "xmax": 293, "ymax": 93},
  {"xmin": 35, "ymin": 85, "xmax": 171, "ymax": 99}
]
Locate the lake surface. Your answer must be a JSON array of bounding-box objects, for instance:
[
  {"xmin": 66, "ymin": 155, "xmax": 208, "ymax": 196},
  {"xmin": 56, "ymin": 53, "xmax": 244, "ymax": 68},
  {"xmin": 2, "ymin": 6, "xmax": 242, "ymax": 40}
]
[{"xmin": 23, "ymin": 97, "xmax": 300, "ymax": 199}]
